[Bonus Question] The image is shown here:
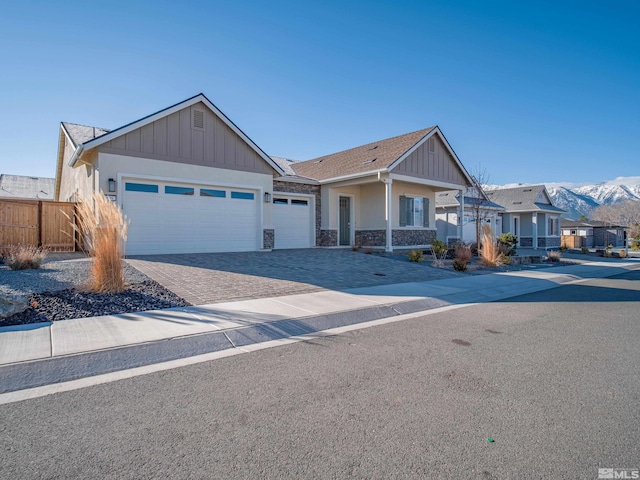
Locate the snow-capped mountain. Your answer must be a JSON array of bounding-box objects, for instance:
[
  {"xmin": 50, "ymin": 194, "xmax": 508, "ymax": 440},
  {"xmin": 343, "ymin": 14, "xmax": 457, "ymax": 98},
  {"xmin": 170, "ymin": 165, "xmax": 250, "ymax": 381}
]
[
  {"xmin": 545, "ymin": 186, "xmax": 600, "ymax": 220},
  {"xmin": 487, "ymin": 176, "xmax": 640, "ymax": 220},
  {"xmin": 572, "ymin": 183, "xmax": 640, "ymax": 205}
]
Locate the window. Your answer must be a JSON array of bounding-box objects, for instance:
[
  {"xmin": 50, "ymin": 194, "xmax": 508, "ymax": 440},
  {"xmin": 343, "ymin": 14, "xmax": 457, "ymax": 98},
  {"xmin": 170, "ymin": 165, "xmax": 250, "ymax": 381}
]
[
  {"xmin": 125, "ymin": 182, "xmax": 158, "ymax": 193},
  {"xmin": 291, "ymin": 199, "xmax": 308, "ymax": 206},
  {"xmin": 165, "ymin": 186, "xmax": 194, "ymax": 195},
  {"xmin": 231, "ymin": 191, "xmax": 254, "ymax": 200},
  {"xmin": 548, "ymin": 216, "xmax": 559, "ymax": 236},
  {"xmin": 200, "ymin": 189, "xmax": 226, "ymax": 198},
  {"xmin": 273, "ymin": 198, "xmax": 288, "ymax": 205},
  {"xmin": 399, "ymin": 196, "xmax": 429, "ymax": 227}
]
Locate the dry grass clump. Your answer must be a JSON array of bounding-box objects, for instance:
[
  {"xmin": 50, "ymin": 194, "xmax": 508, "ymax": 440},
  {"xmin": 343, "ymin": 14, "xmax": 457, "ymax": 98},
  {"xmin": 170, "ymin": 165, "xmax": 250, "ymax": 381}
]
[
  {"xmin": 74, "ymin": 193, "xmax": 129, "ymax": 293},
  {"xmin": 479, "ymin": 224, "xmax": 502, "ymax": 267},
  {"xmin": 548, "ymin": 250, "xmax": 562, "ymax": 263},
  {"xmin": 3, "ymin": 245, "xmax": 47, "ymax": 270}
]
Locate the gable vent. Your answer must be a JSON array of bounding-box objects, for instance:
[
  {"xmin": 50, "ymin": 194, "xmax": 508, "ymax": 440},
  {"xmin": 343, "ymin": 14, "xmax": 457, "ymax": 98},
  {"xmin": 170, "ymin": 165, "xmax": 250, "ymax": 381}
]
[{"xmin": 192, "ymin": 110, "xmax": 205, "ymax": 129}]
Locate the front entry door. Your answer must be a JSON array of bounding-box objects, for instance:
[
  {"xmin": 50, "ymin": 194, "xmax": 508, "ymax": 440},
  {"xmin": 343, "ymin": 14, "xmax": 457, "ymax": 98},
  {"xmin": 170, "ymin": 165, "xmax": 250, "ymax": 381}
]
[{"xmin": 339, "ymin": 196, "xmax": 351, "ymax": 246}]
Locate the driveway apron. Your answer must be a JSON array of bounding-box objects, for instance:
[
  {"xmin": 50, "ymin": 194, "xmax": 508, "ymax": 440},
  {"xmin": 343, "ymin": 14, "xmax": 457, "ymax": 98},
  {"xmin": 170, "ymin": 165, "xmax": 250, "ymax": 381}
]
[{"xmin": 125, "ymin": 249, "xmax": 461, "ymax": 305}]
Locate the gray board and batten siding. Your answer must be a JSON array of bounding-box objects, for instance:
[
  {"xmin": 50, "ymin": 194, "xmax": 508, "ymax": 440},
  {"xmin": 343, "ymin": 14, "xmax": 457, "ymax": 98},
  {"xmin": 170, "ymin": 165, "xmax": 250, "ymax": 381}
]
[
  {"xmin": 98, "ymin": 102, "xmax": 275, "ymax": 175},
  {"xmin": 392, "ymin": 135, "xmax": 467, "ymax": 186}
]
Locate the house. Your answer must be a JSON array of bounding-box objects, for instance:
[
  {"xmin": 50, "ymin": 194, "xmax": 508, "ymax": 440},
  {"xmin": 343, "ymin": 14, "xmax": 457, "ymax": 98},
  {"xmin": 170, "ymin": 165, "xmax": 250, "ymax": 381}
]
[
  {"xmin": 0, "ymin": 174, "xmax": 55, "ymax": 200},
  {"xmin": 55, "ymin": 93, "xmax": 475, "ymax": 255},
  {"xmin": 561, "ymin": 219, "xmax": 626, "ymax": 248},
  {"xmin": 484, "ymin": 185, "xmax": 565, "ymax": 249},
  {"xmin": 435, "ymin": 187, "xmax": 505, "ymax": 244}
]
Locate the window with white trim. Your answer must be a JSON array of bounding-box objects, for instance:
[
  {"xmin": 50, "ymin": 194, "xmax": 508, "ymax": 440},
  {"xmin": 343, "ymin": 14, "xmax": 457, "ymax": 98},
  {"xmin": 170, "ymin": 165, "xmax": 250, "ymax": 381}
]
[{"xmin": 399, "ymin": 196, "xmax": 429, "ymax": 227}]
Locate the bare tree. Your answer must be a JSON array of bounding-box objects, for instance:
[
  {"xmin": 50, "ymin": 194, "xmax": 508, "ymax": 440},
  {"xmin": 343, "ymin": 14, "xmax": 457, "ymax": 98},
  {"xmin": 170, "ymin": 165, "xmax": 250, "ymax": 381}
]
[
  {"xmin": 467, "ymin": 166, "xmax": 492, "ymax": 247},
  {"xmin": 592, "ymin": 200, "xmax": 640, "ymax": 239}
]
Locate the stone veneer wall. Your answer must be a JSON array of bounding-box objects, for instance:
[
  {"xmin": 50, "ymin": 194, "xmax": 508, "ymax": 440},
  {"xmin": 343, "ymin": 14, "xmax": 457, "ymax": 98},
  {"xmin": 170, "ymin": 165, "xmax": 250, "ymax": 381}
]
[
  {"xmin": 355, "ymin": 230, "xmax": 386, "ymax": 247},
  {"xmin": 538, "ymin": 236, "xmax": 560, "ymax": 248},
  {"xmin": 273, "ymin": 180, "xmax": 321, "ymax": 245},
  {"xmin": 263, "ymin": 229, "xmax": 274, "ymax": 249},
  {"xmin": 392, "ymin": 229, "xmax": 436, "ymax": 246},
  {"xmin": 520, "ymin": 237, "xmax": 533, "ymax": 248},
  {"xmin": 318, "ymin": 229, "xmax": 337, "ymax": 246}
]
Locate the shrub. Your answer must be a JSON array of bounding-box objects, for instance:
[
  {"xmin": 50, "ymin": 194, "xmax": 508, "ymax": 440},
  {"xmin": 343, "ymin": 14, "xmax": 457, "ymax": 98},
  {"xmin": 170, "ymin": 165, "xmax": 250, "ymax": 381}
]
[
  {"xmin": 498, "ymin": 233, "xmax": 517, "ymax": 256},
  {"xmin": 619, "ymin": 249, "xmax": 627, "ymax": 258},
  {"xmin": 364, "ymin": 248, "xmax": 374, "ymax": 255},
  {"xmin": 631, "ymin": 237, "xmax": 640, "ymax": 251},
  {"xmin": 4, "ymin": 245, "xmax": 47, "ymax": 270},
  {"xmin": 351, "ymin": 244, "xmax": 361, "ymax": 251},
  {"xmin": 452, "ymin": 258, "xmax": 468, "ymax": 271},
  {"xmin": 408, "ymin": 249, "xmax": 423, "ymax": 263},
  {"xmin": 74, "ymin": 193, "xmax": 129, "ymax": 293},
  {"xmin": 581, "ymin": 246, "xmax": 589, "ymax": 254},
  {"xmin": 430, "ymin": 240, "xmax": 448, "ymax": 267},
  {"xmin": 479, "ymin": 224, "xmax": 503, "ymax": 267}
]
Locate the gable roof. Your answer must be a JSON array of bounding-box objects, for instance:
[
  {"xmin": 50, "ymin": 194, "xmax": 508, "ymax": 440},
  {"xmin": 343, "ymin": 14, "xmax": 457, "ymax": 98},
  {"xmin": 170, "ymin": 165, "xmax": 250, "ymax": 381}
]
[
  {"xmin": 63, "ymin": 93, "xmax": 284, "ymax": 176},
  {"xmin": 561, "ymin": 219, "xmax": 627, "ymax": 229},
  {"xmin": 435, "ymin": 190, "xmax": 504, "ymax": 211},
  {"xmin": 61, "ymin": 122, "xmax": 110, "ymax": 148},
  {"xmin": 293, "ymin": 127, "xmax": 444, "ymax": 182},
  {"xmin": 484, "ymin": 185, "xmax": 566, "ymax": 214},
  {"xmin": 0, "ymin": 174, "xmax": 55, "ymax": 200}
]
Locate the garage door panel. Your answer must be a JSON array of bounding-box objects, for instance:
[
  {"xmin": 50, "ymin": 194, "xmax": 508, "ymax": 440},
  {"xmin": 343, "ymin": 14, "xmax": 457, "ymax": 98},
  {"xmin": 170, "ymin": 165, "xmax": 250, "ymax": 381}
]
[
  {"xmin": 123, "ymin": 180, "xmax": 258, "ymax": 255},
  {"xmin": 273, "ymin": 196, "xmax": 313, "ymax": 249}
]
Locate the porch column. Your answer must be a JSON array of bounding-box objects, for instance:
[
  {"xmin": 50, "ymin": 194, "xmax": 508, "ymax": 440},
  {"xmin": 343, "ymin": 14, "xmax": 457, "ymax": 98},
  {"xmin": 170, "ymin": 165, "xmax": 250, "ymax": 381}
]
[
  {"xmin": 385, "ymin": 179, "xmax": 393, "ymax": 252},
  {"xmin": 532, "ymin": 212, "xmax": 538, "ymax": 250},
  {"xmin": 458, "ymin": 189, "xmax": 464, "ymax": 241}
]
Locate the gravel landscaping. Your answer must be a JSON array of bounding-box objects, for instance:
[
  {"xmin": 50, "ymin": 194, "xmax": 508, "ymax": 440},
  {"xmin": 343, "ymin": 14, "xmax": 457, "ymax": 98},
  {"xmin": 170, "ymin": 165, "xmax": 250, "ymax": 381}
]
[{"xmin": 0, "ymin": 257, "xmax": 190, "ymax": 327}]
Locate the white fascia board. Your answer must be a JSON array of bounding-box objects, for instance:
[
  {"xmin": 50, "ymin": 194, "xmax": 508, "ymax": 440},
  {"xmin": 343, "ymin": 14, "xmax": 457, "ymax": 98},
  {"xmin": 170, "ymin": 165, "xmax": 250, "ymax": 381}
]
[
  {"xmin": 274, "ymin": 176, "xmax": 319, "ymax": 185},
  {"xmin": 70, "ymin": 94, "xmax": 285, "ymax": 176},
  {"xmin": 60, "ymin": 123, "xmax": 78, "ymax": 149},
  {"xmin": 389, "ymin": 173, "xmax": 466, "ymax": 190},
  {"xmin": 318, "ymin": 169, "xmax": 386, "ymax": 184},
  {"xmin": 387, "ymin": 127, "xmax": 475, "ymax": 187}
]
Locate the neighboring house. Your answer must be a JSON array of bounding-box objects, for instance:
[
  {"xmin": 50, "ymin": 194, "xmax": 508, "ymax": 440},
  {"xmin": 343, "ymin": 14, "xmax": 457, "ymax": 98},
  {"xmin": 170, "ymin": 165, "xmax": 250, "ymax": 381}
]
[
  {"xmin": 484, "ymin": 185, "xmax": 565, "ymax": 249},
  {"xmin": 0, "ymin": 174, "xmax": 55, "ymax": 200},
  {"xmin": 561, "ymin": 220, "xmax": 626, "ymax": 248},
  {"xmin": 435, "ymin": 187, "xmax": 505, "ymax": 244},
  {"xmin": 55, "ymin": 93, "xmax": 474, "ymax": 254}
]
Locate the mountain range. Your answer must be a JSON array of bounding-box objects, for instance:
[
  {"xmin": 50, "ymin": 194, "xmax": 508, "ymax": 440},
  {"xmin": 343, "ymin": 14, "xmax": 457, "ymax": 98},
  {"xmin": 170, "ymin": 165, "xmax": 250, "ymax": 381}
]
[{"xmin": 487, "ymin": 176, "xmax": 640, "ymax": 220}]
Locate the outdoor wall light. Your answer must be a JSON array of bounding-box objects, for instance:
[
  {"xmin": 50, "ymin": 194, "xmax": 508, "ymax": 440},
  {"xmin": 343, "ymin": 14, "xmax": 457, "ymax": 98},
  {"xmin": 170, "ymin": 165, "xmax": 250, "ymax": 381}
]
[
  {"xmin": 108, "ymin": 178, "xmax": 116, "ymax": 193},
  {"xmin": 264, "ymin": 192, "xmax": 271, "ymax": 203}
]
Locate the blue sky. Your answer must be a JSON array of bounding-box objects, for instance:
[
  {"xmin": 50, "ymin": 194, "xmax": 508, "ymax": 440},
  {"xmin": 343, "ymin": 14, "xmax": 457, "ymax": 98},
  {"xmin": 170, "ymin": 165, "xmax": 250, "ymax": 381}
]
[{"xmin": 0, "ymin": 0, "xmax": 638, "ymax": 185}]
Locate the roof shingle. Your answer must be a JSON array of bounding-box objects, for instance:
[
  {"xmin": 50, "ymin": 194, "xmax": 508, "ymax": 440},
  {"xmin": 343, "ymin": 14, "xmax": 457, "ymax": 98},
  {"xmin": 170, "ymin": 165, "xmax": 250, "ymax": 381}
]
[{"xmin": 292, "ymin": 128, "xmax": 435, "ymax": 181}]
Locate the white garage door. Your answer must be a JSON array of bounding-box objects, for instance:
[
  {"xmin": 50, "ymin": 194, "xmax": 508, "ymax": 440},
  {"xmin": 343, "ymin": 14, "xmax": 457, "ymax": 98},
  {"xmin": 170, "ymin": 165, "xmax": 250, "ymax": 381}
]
[
  {"xmin": 272, "ymin": 195, "xmax": 313, "ymax": 249},
  {"xmin": 122, "ymin": 180, "xmax": 259, "ymax": 255}
]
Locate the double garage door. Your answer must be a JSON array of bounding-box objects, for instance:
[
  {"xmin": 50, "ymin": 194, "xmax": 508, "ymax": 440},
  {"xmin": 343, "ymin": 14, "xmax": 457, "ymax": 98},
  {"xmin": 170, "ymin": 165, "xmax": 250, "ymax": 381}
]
[
  {"xmin": 123, "ymin": 180, "xmax": 259, "ymax": 255},
  {"xmin": 122, "ymin": 180, "xmax": 314, "ymax": 255}
]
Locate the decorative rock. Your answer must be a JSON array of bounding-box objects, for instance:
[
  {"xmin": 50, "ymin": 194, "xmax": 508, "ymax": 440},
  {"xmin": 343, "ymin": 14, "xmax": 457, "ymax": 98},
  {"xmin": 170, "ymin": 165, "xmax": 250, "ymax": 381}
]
[{"xmin": 0, "ymin": 293, "xmax": 29, "ymax": 319}]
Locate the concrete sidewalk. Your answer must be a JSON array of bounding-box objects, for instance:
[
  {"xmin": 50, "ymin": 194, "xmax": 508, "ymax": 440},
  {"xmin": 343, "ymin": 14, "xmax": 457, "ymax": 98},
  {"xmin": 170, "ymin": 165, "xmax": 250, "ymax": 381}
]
[{"xmin": 1, "ymin": 259, "xmax": 639, "ymax": 366}]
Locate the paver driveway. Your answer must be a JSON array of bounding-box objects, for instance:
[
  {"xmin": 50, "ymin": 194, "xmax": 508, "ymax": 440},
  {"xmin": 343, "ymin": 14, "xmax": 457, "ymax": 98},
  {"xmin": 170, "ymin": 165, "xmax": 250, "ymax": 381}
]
[{"xmin": 126, "ymin": 249, "xmax": 462, "ymax": 305}]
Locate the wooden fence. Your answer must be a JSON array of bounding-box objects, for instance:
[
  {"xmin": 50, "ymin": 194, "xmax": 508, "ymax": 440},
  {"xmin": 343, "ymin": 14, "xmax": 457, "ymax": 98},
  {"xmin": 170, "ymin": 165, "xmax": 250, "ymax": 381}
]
[{"xmin": 0, "ymin": 199, "xmax": 76, "ymax": 252}]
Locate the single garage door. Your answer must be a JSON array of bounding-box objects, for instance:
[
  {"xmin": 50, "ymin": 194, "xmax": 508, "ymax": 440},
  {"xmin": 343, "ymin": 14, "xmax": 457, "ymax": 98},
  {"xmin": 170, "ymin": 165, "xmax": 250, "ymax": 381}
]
[
  {"xmin": 272, "ymin": 195, "xmax": 313, "ymax": 249},
  {"xmin": 123, "ymin": 180, "xmax": 259, "ymax": 255}
]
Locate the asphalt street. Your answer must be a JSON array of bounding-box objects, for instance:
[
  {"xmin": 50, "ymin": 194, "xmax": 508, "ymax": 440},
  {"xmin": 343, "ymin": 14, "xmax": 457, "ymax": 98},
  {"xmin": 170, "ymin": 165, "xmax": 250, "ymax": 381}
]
[{"xmin": 1, "ymin": 270, "xmax": 639, "ymax": 479}]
